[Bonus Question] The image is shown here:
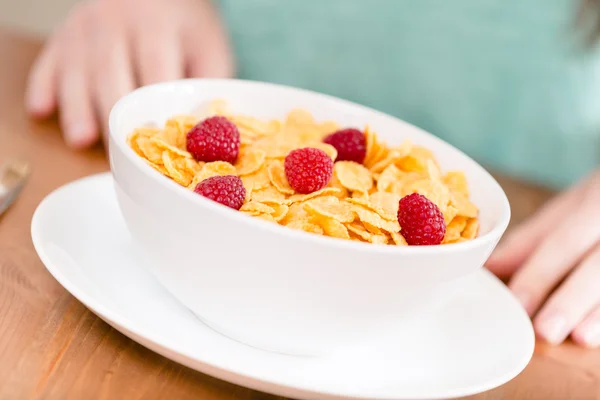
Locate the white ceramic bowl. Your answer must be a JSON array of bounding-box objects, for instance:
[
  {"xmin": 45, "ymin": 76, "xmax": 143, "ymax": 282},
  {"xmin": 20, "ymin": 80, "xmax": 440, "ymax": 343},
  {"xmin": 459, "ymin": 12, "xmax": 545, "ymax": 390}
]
[{"xmin": 109, "ymin": 79, "xmax": 510, "ymax": 357}]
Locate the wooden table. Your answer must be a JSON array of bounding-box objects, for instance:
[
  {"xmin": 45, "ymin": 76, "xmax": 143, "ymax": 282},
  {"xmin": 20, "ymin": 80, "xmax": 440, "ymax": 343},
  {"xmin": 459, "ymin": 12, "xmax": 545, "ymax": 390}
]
[{"xmin": 0, "ymin": 28, "xmax": 599, "ymax": 400}]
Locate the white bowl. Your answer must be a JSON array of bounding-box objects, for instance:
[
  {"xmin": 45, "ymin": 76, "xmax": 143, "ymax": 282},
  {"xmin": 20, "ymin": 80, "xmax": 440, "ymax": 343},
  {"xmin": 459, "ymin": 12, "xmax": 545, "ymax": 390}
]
[{"xmin": 108, "ymin": 79, "xmax": 510, "ymax": 357}]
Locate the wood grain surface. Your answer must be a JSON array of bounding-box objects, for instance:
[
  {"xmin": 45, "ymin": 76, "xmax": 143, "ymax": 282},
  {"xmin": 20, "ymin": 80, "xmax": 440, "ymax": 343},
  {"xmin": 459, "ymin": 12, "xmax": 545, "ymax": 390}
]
[{"xmin": 0, "ymin": 29, "xmax": 599, "ymax": 400}]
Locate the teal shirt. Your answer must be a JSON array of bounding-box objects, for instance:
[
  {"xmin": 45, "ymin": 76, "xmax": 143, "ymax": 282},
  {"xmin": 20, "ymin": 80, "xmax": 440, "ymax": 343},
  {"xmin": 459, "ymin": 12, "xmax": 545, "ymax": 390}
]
[{"xmin": 216, "ymin": 0, "xmax": 600, "ymax": 189}]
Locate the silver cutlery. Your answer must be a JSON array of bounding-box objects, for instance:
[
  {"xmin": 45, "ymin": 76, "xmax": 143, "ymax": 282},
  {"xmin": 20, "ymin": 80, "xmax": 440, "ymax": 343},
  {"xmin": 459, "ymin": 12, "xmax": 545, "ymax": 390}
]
[{"xmin": 0, "ymin": 159, "xmax": 30, "ymax": 217}]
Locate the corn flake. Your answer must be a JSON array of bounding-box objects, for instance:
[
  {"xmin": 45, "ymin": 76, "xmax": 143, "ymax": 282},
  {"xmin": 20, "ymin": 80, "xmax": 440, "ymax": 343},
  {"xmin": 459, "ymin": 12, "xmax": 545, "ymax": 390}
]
[
  {"xmin": 451, "ymin": 192, "xmax": 479, "ymax": 218},
  {"xmin": 251, "ymin": 186, "xmax": 289, "ymax": 204},
  {"xmin": 377, "ymin": 164, "xmax": 402, "ymax": 192},
  {"xmin": 256, "ymin": 213, "xmax": 277, "ymax": 223},
  {"xmin": 241, "ymin": 201, "xmax": 275, "ymax": 215},
  {"xmin": 286, "ymin": 220, "xmax": 324, "ymax": 235},
  {"xmin": 235, "ymin": 149, "xmax": 267, "ymax": 176},
  {"xmin": 145, "ymin": 160, "xmax": 169, "ymax": 175},
  {"xmin": 304, "ymin": 199, "xmax": 355, "ymax": 223},
  {"xmin": 402, "ymin": 179, "xmax": 450, "ymax": 213},
  {"xmin": 241, "ymin": 165, "xmax": 271, "ymax": 193},
  {"xmin": 368, "ymin": 192, "xmax": 401, "ymax": 220},
  {"xmin": 288, "ymin": 188, "xmax": 341, "ymax": 203},
  {"xmin": 189, "ymin": 161, "xmax": 236, "ymax": 189},
  {"xmin": 314, "ymin": 216, "xmax": 351, "ymax": 239},
  {"xmin": 334, "ymin": 161, "xmax": 373, "ymax": 193},
  {"xmin": 369, "ymin": 140, "xmax": 412, "ymax": 173},
  {"xmin": 267, "ymin": 160, "xmax": 294, "ymax": 195},
  {"xmin": 270, "ymin": 204, "xmax": 290, "ymax": 222},
  {"xmin": 397, "ymin": 146, "xmax": 436, "ymax": 173},
  {"xmin": 462, "ymin": 218, "xmax": 480, "ymax": 239},
  {"xmin": 443, "ymin": 171, "xmax": 469, "ymax": 197},
  {"xmin": 352, "ymin": 205, "xmax": 400, "ymax": 233},
  {"xmin": 326, "ymin": 173, "xmax": 350, "ymax": 199},
  {"xmin": 136, "ymin": 137, "xmax": 164, "ymax": 164},
  {"xmin": 311, "ymin": 143, "xmax": 338, "ymax": 161},
  {"xmin": 347, "ymin": 223, "xmax": 373, "ymax": 241},
  {"xmin": 370, "ymin": 234, "xmax": 389, "ymax": 245},
  {"xmin": 280, "ymin": 203, "xmax": 309, "ymax": 226},
  {"xmin": 162, "ymin": 151, "xmax": 193, "ymax": 186},
  {"xmin": 390, "ymin": 231, "xmax": 408, "ymax": 246},
  {"xmin": 443, "ymin": 216, "xmax": 468, "ymax": 244},
  {"xmin": 443, "ymin": 205, "xmax": 459, "ymax": 226}
]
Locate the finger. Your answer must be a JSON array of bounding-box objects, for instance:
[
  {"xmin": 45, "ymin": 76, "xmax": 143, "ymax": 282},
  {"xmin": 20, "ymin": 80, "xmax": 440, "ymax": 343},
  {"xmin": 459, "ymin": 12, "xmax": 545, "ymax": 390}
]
[
  {"xmin": 26, "ymin": 35, "xmax": 59, "ymax": 118},
  {"xmin": 572, "ymin": 303, "xmax": 600, "ymax": 348},
  {"xmin": 487, "ymin": 183, "xmax": 584, "ymax": 277},
  {"xmin": 91, "ymin": 11, "xmax": 135, "ymax": 146},
  {"xmin": 533, "ymin": 245, "xmax": 600, "ymax": 345},
  {"xmin": 507, "ymin": 199, "xmax": 600, "ymax": 315},
  {"xmin": 58, "ymin": 10, "xmax": 99, "ymax": 148},
  {"xmin": 184, "ymin": 31, "xmax": 234, "ymax": 78},
  {"xmin": 134, "ymin": 27, "xmax": 184, "ymax": 85},
  {"xmin": 181, "ymin": 3, "xmax": 234, "ymax": 79}
]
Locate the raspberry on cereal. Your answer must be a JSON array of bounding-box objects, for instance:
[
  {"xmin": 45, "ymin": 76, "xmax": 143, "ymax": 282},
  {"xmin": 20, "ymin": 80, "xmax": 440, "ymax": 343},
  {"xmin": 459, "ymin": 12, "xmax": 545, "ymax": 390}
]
[
  {"xmin": 186, "ymin": 116, "xmax": 240, "ymax": 163},
  {"xmin": 194, "ymin": 175, "xmax": 246, "ymax": 210},
  {"xmin": 284, "ymin": 147, "xmax": 334, "ymax": 194},
  {"xmin": 397, "ymin": 193, "xmax": 446, "ymax": 245},
  {"xmin": 323, "ymin": 128, "xmax": 366, "ymax": 164}
]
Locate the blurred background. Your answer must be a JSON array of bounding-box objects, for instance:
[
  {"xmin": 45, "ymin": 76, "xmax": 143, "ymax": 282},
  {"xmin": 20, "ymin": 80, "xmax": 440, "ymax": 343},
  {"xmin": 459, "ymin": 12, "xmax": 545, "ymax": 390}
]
[
  {"xmin": 0, "ymin": 0, "xmax": 596, "ymax": 190},
  {"xmin": 0, "ymin": 0, "xmax": 76, "ymax": 36}
]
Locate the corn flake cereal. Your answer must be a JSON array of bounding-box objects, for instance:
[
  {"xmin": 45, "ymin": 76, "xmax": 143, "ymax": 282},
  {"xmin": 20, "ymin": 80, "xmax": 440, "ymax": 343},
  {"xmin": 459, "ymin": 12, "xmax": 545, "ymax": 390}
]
[
  {"xmin": 390, "ymin": 231, "xmax": 408, "ymax": 246},
  {"xmin": 241, "ymin": 201, "xmax": 275, "ymax": 215},
  {"xmin": 334, "ymin": 161, "xmax": 373, "ymax": 194},
  {"xmin": 286, "ymin": 220, "xmax": 324, "ymax": 235},
  {"xmin": 189, "ymin": 161, "xmax": 236, "ymax": 189},
  {"xmin": 443, "ymin": 216, "xmax": 468, "ymax": 244},
  {"xmin": 462, "ymin": 218, "xmax": 480, "ymax": 239},
  {"xmin": 347, "ymin": 223, "xmax": 373, "ymax": 242},
  {"xmin": 241, "ymin": 165, "xmax": 271, "ymax": 193},
  {"xmin": 304, "ymin": 199, "xmax": 355, "ymax": 224},
  {"xmin": 314, "ymin": 216, "xmax": 351, "ymax": 240},
  {"xmin": 267, "ymin": 160, "xmax": 295, "ymax": 195},
  {"xmin": 270, "ymin": 204, "xmax": 290, "ymax": 222},
  {"xmin": 235, "ymin": 149, "xmax": 267, "ymax": 176},
  {"xmin": 127, "ymin": 100, "xmax": 480, "ymax": 246},
  {"xmin": 443, "ymin": 171, "xmax": 469, "ymax": 197}
]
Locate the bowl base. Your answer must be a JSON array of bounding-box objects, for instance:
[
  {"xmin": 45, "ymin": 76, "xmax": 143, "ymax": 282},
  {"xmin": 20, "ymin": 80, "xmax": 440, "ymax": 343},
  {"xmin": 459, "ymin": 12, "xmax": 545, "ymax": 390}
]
[{"xmin": 185, "ymin": 282, "xmax": 462, "ymax": 358}]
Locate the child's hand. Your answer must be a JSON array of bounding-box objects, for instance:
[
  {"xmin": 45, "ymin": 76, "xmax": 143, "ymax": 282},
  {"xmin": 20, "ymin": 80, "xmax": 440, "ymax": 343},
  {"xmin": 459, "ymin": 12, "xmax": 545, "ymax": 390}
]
[
  {"xmin": 487, "ymin": 169, "xmax": 600, "ymax": 347},
  {"xmin": 25, "ymin": 0, "xmax": 234, "ymax": 149}
]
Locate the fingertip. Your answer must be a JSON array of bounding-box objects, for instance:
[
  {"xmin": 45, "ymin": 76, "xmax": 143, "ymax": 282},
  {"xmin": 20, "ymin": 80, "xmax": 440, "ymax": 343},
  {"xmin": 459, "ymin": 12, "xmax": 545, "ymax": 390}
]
[
  {"xmin": 533, "ymin": 312, "xmax": 569, "ymax": 345},
  {"xmin": 485, "ymin": 247, "xmax": 506, "ymax": 269},
  {"xmin": 509, "ymin": 287, "xmax": 536, "ymax": 316},
  {"xmin": 26, "ymin": 47, "xmax": 59, "ymax": 119},
  {"xmin": 26, "ymin": 98, "xmax": 56, "ymax": 119},
  {"xmin": 486, "ymin": 242, "xmax": 522, "ymax": 278},
  {"xmin": 571, "ymin": 331, "xmax": 600, "ymax": 348},
  {"xmin": 572, "ymin": 313, "xmax": 600, "ymax": 348},
  {"xmin": 571, "ymin": 330, "xmax": 600, "ymax": 348},
  {"xmin": 490, "ymin": 228, "xmax": 536, "ymax": 265},
  {"xmin": 25, "ymin": 85, "xmax": 56, "ymax": 119},
  {"xmin": 64, "ymin": 121, "xmax": 99, "ymax": 149}
]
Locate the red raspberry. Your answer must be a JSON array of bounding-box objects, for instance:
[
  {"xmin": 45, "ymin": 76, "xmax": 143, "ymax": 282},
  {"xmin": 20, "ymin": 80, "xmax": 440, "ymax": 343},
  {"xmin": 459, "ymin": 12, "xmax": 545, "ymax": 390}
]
[
  {"xmin": 398, "ymin": 193, "xmax": 446, "ymax": 246},
  {"xmin": 323, "ymin": 128, "xmax": 366, "ymax": 163},
  {"xmin": 284, "ymin": 147, "xmax": 333, "ymax": 194},
  {"xmin": 186, "ymin": 116, "xmax": 240, "ymax": 163},
  {"xmin": 194, "ymin": 175, "xmax": 246, "ymax": 210}
]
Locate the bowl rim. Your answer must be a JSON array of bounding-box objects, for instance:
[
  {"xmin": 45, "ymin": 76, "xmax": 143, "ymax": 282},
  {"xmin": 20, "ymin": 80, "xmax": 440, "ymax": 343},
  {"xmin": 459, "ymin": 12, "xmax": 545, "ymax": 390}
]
[{"xmin": 109, "ymin": 78, "xmax": 511, "ymax": 255}]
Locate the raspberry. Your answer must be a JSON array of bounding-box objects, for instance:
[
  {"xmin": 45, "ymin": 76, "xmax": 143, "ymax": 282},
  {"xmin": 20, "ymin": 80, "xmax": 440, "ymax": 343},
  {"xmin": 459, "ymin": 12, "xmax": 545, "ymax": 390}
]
[
  {"xmin": 194, "ymin": 175, "xmax": 246, "ymax": 210},
  {"xmin": 284, "ymin": 147, "xmax": 333, "ymax": 194},
  {"xmin": 398, "ymin": 193, "xmax": 446, "ymax": 246},
  {"xmin": 323, "ymin": 128, "xmax": 367, "ymax": 163},
  {"xmin": 186, "ymin": 116, "xmax": 240, "ymax": 163}
]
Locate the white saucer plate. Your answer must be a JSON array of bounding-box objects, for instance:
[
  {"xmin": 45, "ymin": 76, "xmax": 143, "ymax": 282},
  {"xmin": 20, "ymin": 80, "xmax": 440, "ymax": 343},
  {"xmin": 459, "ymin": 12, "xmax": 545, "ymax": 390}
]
[{"xmin": 31, "ymin": 173, "xmax": 534, "ymax": 400}]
